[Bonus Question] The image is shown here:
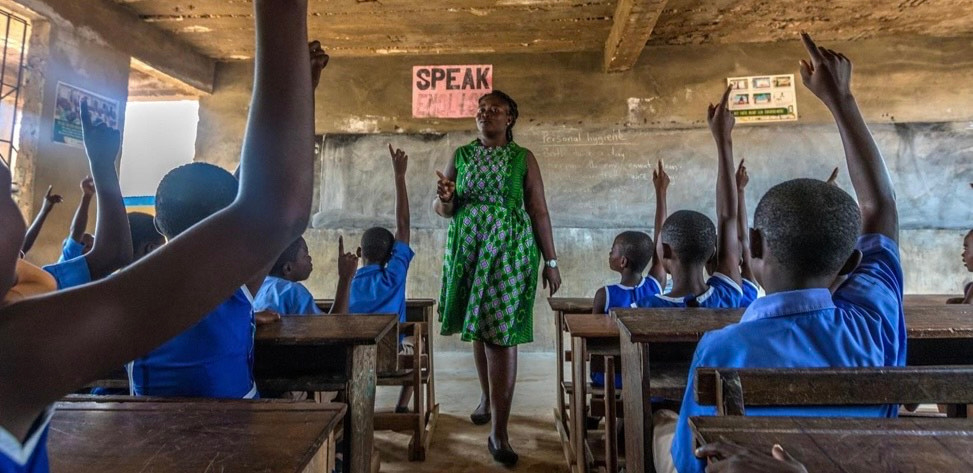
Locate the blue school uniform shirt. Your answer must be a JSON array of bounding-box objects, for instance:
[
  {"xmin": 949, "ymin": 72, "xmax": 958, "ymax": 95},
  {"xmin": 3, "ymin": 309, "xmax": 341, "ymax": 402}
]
[
  {"xmin": 41, "ymin": 256, "xmax": 90, "ymax": 290},
  {"xmin": 671, "ymin": 234, "xmax": 905, "ymax": 473},
  {"xmin": 636, "ymin": 273, "xmax": 744, "ymax": 308},
  {"xmin": 741, "ymin": 278, "xmax": 760, "ymax": 306},
  {"xmin": 349, "ymin": 240, "xmax": 414, "ymax": 322},
  {"xmin": 129, "ymin": 287, "xmax": 258, "ymax": 399},
  {"xmin": 0, "ymin": 409, "xmax": 53, "ymax": 473},
  {"xmin": 253, "ymin": 276, "xmax": 321, "ymax": 315},
  {"xmin": 56, "ymin": 238, "xmax": 84, "ymax": 263},
  {"xmin": 591, "ymin": 276, "xmax": 663, "ymax": 388}
]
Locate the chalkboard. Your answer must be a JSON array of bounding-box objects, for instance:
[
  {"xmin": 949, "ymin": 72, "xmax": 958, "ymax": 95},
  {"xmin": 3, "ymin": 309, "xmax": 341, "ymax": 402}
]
[{"xmin": 313, "ymin": 123, "xmax": 973, "ymax": 230}]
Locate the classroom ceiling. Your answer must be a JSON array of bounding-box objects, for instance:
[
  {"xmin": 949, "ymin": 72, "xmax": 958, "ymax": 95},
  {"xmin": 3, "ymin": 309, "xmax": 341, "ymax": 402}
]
[{"xmin": 114, "ymin": 0, "xmax": 973, "ymax": 60}]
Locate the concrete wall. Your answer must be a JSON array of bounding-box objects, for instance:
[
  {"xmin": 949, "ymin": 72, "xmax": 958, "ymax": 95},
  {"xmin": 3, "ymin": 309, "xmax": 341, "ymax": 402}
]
[
  {"xmin": 14, "ymin": 14, "xmax": 130, "ymax": 266},
  {"xmin": 196, "ymin": 35, "xmax": 973, "ymax": 352}
]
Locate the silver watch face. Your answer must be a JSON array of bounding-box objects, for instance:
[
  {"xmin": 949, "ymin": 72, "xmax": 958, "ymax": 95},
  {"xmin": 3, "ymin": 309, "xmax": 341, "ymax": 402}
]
[{"xmin": 546, "ymin": 260, "xmax": 558, "ymax": 268}]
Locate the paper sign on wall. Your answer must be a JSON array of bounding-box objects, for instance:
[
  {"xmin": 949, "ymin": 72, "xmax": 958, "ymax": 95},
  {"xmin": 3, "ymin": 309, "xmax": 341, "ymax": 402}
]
[
  {"xmin": 413, "ymin": 65, "xmax": 492, "ymax": 118},
  {"xmin": 725, "ymin": 74, "xmax": 797, "ymax": 123},
  {"xmin": 53, "ymin": 82, "xmax": 120, "ymax": 148}
]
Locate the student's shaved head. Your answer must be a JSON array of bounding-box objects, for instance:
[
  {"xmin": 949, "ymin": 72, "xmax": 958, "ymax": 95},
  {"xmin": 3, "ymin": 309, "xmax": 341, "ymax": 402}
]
[
  {"xmin": 754, "ymin": 178, "xmax": 861, "ymax": 278},
  {"xmin": 661, "ymin": 210, "xmax": 717, "ymax": 266},
  {"xmin": 155, "ymin": 163, "xmax": 238, "ymax": 238},
  {"xmin": 614, "ymin": 231, "xmax": 654, "ymax": 273}
]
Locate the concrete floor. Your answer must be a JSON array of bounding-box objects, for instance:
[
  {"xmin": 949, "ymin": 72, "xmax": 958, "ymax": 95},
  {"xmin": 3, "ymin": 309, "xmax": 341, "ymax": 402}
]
[{"xmin": 374, "ymin": 351, "xmax": 569, "ymax": 472}]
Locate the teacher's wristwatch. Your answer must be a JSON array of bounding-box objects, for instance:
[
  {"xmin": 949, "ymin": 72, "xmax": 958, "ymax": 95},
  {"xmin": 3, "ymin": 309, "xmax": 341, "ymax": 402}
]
[{"xmin": 545, "ymin": 259, "xmax": 558, "ymax": 269}]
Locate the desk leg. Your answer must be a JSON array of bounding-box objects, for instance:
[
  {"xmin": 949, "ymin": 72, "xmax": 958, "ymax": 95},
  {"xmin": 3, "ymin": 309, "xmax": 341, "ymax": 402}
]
[
  {"xmin": 621, "ymin": 332, "xmax": 653, "ymax": 473},
  {"xmin": 605, "ymin": 356, "xmax": 617, "ymax": 473},
  {"xmin": 556, "ymin": 311, "xmax": 567, "ymax": 428},
  {"xmin": 346, "ymin": 345, "xmax": 377, "ymax": 473},
  {"xmin": 424, "ymin": 307, "xmax": 436, "ymax": 414},
  {"xmin": 571, "ymin": 336, "xmax": 588, "ymax": 473}
]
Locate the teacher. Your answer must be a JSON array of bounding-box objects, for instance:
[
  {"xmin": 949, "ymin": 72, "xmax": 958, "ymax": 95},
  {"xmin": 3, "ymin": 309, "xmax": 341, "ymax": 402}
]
[{"xmin": 435, "ymin": 90, "xmax": 561, "ymax": 466}]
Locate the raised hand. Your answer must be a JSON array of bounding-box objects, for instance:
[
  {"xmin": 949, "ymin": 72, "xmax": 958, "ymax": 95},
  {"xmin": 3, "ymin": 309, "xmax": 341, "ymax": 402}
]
[
  {"xmin": 309, "ymin": 41, "xmax": 330, "ymax": 90},
  {"xmin": 337, "ymin": 236, "xmax": 358, "ymax": 280},
  {"xmin": 80, "ymin": 100, "xmax": 121, "ymax": 167},
  {"xmin": 42, "ymin": 185, "xmax": 63, "ymax": 209},
  {"xmin": 80, "ymin": 176, "xmax": 95, "ymax": 196},
  {"xmin": 707, "ymin": 85, "xmax": 735, "ymax": 142},
  {"xmin": 736, "ymin": 160, "xmax": 749, "ymax": 190},
  {"xmin": 826, "ymin": 167, "xmax": 839, "ymax": 185},
  {"xmin": 436, "ymin": 170, "xmax": 456, "ymax": 203},
  {"xmin": 799, "ymin": 32, "xmax": 853, "ymax": 109},
  {"xmin": 389, "ymin": 144, "xmax": 408, "ymax": 176},
  {"xmin": 653, "ymin": 159, "xmax": 670, "ymax": 193},
  {"xmin": 696, "ymin": 441, "xmax": 808, "ymax": 473}
]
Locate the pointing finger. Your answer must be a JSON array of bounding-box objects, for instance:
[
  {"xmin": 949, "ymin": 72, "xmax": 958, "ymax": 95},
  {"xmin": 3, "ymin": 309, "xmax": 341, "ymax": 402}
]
[{"xmin": 801, "ymin": 31, "xmax": 824, "ymax": 64}]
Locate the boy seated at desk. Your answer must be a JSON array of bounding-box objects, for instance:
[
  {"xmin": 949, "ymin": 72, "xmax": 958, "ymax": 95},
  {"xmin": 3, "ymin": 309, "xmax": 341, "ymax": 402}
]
[
  {"xmin": 0, "ymin": 2, "xmax": 319, "ymax": 470},
  {"xmin": 635, "ymin": 91, "xmax": 746, "ymax": 310},
  {"xmin": 663, "ymin": 35, "xmax": 905, "ymax": 473},
  {"xmin": 253, "ymin": 235, "xmax": 358, "ymax": 315},
  {"xmin": 349, "ymin": 145, "xmax": 415, "ymax": 413}
]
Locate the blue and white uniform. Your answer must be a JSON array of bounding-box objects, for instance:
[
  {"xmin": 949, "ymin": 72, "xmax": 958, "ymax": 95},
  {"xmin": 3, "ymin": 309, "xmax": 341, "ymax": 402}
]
[
  {"xmin": 636, "ymin": 273, "xmax": 744, "ymax": 308},
  {"xmin": 591, "ymin": 276, "xmax": 663, "ymax": 388},
  {"xmin": 253, "ymin": 276, "xmax": 321, "ymax": 315},
  {"xmin": 0, "ymin": 409, "xmax": 53, "ymax": 473}
]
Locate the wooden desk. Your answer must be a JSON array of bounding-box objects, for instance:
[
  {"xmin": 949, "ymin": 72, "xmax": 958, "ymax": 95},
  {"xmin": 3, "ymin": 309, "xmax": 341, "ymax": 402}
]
[
  {"xmin": 255, "ymin": 314, "xmax": 396, "ymax": 473},
  {"xmin": 549, "ymin": 297, "xmax": 596, "ymax": 470},
  {"xmin": 904, "ymin": 294, "xmax": 962, "ymax": 305},
  {"xmin": 616, "ymin": 304, "xmax": 973, "ymax": 473},
  {"xmin": 49, "ymin": 400, "xmax": 346, "ymax": 472},
  {"xmin": 690, "ymin": 416, "xmax": 973, "ymax": 473}
]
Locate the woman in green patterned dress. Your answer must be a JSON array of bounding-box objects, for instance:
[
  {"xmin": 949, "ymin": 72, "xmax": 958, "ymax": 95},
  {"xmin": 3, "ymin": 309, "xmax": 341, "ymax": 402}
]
[{"xmin": 435, "ymin": 91, "xmax": 561, "ymax": 465}]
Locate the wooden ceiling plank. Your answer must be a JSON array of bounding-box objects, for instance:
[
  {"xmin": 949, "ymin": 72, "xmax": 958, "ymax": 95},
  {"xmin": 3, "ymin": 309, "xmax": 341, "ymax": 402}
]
[
  {"xmin": 16, "ymin": 0, "xmax": 215, "ymax": 93},
  {"xmin": 602, "ymin": 0, "xmax": 668, "ymax": 72}
]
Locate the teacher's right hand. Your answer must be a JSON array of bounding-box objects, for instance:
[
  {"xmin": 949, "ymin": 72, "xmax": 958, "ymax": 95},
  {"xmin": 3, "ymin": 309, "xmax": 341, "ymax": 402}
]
[{"xmin": 436, "ymin": 170, "xmax": 455, "ymax": 203}]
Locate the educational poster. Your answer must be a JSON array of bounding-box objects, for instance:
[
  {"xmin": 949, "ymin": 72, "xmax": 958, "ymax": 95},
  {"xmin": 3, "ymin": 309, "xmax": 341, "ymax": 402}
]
[
  {"xmin": 413, "ymin": 65, "xmax": 492, "ymax": 118},
  {"xmin": 53, "ymin": 82, "xmax": 119, "ymax": 148},
  {"xmin": 725, "ymin": 74, "xmax": 797, "ymax": 123}
]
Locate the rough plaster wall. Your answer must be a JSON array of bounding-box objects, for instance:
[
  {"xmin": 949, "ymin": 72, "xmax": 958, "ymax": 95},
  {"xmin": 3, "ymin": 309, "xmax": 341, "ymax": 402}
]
[
  {"xmin": 196, "ymin": 35, "xmax": 973, "ymax": 352},
  {"xmin": 20, "ymin": 21, "xmax": 130, "ymax": 266}
]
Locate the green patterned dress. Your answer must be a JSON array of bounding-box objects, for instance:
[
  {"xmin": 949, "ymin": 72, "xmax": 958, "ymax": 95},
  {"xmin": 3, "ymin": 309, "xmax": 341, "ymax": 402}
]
[{"xmin": 438, "ymin": 140, "xmax": 540, "ymax": 346}]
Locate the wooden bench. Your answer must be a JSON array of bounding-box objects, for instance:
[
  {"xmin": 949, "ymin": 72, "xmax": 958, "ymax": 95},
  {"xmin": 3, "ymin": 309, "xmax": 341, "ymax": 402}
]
[
  {"xmin": 904, "ymin": 293, "xmax": 963, "ymax": 305},
  {"xmin": 49, "ymin": 400, "xmax": 345, "ymax": 472},
  {"xmin": 255, "ymin": 314, "xmax": 397, "ymax": 473},
  {"xmin": 690, "ymin": 416, "xmax": 973, "ymax": 473},
  {"xmin": 616, "ymin": 304, "xmax": 973, "ymax": 473},
  {"xmin": 548, "ymin": 297, "xmax": 596, "ymax": 471},
  {"xmin": 316, "ymin": 298, "xmax": 440, "ymax": 462},
  {"xmin": 695, "ymin": 365, "xmax": 973, "ymax": 416}
]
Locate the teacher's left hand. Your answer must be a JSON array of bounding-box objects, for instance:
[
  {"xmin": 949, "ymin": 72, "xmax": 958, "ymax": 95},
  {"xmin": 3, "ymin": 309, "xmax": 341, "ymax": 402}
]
[{"xmin": 543, "ymin": 266, "xmax": 561, "ymax": 296}]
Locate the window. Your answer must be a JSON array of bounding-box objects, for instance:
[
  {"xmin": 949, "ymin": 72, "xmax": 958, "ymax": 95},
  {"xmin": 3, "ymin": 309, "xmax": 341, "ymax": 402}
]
[{"xmin": 0, "ymin": 8, "xmax": 28, "ymax": 170}]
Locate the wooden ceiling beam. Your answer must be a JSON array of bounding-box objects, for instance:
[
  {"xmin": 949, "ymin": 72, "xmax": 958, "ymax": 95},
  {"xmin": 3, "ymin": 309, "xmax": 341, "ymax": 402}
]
[
  {"xmin": 602, "ymin": 0, "xmax": 668, "ymax": 73},
  {"xmin": 14, "ymin": 0, "xmax": 215, "ymax": 93}
]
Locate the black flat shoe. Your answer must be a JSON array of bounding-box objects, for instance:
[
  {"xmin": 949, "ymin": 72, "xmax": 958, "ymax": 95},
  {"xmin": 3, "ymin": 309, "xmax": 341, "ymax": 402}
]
[
  {"xmin": 488, "ymin": 437, "xmax": 519, "ymax": 466},
  {"xmin": 470, "ymin": 411, "xmax": 491, "ymax": 425}
]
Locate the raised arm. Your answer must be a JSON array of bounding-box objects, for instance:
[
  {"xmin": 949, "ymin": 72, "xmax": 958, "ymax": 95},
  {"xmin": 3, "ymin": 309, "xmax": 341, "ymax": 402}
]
[
  {"xmin": 648, "ymin": 159, "xmax": 668, "ymax": 287},
  {"xmin": 69, "ymin": 177, "xmax": 94, "ymax": 244},
  {"xmin": 0, "ymin": 162, "xmax": 23, "ymax": 299},
  {"xmin": 736, "ymin": 160, "xmax": 754, "ymax": 282},
  {"xmin": 21, "ymin": 186, "xmax": 62, "ymax": 255},
  {"xmin": 708, "ymin": 86, "xmax": 742, "ymax": 285},
  {"xmin": 390, "ymin": 145, "xmax": 410, "ymax": 244},
  {"xmin": 331, "ymin": 235, "xmax": 358, "ymax": 314},
  {"xmin": 79, "ymin": 104, "xmax": 133, "ymax": 280},
  {"xmin": 0, "ymin": 0, "xmax": 316, "ymax": 440},
  {"xmin": 800, "ymin": 33, "xmax": 897, "ymax": 242},
  {"xmin": 524, "ymin": 150, "xmax": 561, "ymax": 296}
]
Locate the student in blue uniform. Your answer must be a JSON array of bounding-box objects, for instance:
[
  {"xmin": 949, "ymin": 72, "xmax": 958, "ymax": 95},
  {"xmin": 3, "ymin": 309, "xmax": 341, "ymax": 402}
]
[
  {"xmin": 254, "ymin": 235, "xmax": 358, "ymax": 315},
  {"xmin": 126, "ymin": 212, "xmax": 165, "ymax": 261},
  {"xmin": 949, "ymin": 229, "xmax": 973, "ymax": 304},
  {"xmin": 349, "ymin": 144, "xmax": 414, "ymax": 412},
  {"xmin": 57, "ymin": 176, "xmax": 95, "ymax": 263},
  {"xmin": 667, "ymin": 35, "xmax": 905, "ymax": 473},
  {"xmin": 636, "ymin": 105, "xmax": 744, "ymax": 309},
  {"xmin": 40, "ymin": 144, "xmax": 132, "ymax": 291},
  {"xmin": 0, "ymin": 8, "xmax": 320, "ymax": 470}
]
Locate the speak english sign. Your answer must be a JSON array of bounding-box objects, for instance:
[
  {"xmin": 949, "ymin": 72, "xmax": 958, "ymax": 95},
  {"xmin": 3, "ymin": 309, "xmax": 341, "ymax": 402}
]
[{"xmin": 412, "ymin": 65, "xmax": 493, "ymax": 118}]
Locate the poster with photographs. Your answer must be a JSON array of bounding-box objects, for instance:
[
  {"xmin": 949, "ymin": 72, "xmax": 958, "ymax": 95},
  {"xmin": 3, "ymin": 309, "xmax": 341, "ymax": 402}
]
[
  {"xmin": 53, "ymin": 82, "xmax": 119, "ymax": 148},
  {"xmin": 726, "ymin": 74, "xmax": 797, "ymax": 123}
]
